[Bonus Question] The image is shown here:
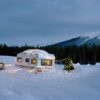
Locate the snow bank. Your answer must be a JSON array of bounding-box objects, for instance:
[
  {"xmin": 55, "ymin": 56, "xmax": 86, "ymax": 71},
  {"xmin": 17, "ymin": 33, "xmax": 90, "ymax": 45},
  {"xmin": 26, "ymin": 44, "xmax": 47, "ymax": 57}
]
[
  {"xmin": 0, "ymin": 56, "xmax": 100, "ymax": 100},
  {"xmin": 0, "ymin": 56, "xmax": 15, "ymax": 64}
]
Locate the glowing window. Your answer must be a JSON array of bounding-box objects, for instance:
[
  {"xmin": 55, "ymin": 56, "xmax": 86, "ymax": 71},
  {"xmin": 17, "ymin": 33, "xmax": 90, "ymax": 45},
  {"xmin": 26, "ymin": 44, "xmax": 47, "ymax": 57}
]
[
  {"xmin": 17, "ymin": 57, "xmax": 22, "ymax": 63},
  {"xmin": 41, "ymin": 59, "xmax": 52, "ymax": 66},
  {"xmin": 31, "ymin": 59, "xmax": 36, "ymax": 64}
]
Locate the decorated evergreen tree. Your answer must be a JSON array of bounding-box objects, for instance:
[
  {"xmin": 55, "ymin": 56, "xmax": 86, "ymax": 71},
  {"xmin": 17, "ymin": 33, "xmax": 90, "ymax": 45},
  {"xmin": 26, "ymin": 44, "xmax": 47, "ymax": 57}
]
[{"xmin": 64, "ymin": 57, "xmax": 74, "ymax": 72}]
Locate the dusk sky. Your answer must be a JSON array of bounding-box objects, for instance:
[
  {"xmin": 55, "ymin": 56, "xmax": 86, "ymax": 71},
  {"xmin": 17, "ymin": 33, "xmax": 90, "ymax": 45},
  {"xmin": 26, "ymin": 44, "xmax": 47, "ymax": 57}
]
[{"xmin": 0, "ymin": 0, "xmax": 100, "ymax": 46}]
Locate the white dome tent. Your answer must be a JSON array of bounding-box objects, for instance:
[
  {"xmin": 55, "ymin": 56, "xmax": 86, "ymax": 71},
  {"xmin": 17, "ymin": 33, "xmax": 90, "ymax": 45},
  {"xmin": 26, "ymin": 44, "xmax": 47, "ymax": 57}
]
[{"xmin": 16, "ymin": 49, "xmax": 55, "ymax": 69}]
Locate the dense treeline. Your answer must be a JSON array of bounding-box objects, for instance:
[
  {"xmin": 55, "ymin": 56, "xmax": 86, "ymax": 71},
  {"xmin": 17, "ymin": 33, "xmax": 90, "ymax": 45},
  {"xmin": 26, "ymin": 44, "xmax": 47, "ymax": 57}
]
[
  {"xmin": 0, "ymin": 44, "xmax": 36, "ymax": 56},
  {"xmin": 44, "ymin": 45, "xmax": 100, "ymax": 65},
  {"xmin": 0, "ymin": 44, "xmax": 100, "ymax": 64}
]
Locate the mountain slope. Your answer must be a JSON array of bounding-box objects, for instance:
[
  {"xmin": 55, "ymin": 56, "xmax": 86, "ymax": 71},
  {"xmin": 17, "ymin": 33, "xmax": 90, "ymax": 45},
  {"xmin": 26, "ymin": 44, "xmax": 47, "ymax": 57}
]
[
  {"xmin": 49, "ymin": 34, "xmax": 100, "ymax": 47},
  {"xmin": 83, "ymin": 36, "xmax": 100, "ymax": 46}
]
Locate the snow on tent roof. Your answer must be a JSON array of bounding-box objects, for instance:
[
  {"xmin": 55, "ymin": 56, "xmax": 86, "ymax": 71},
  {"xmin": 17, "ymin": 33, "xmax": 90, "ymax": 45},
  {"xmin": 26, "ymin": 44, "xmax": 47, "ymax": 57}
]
[{"xmin": 23, "ymin": 49, "xmax": 55, "ymax": 59}]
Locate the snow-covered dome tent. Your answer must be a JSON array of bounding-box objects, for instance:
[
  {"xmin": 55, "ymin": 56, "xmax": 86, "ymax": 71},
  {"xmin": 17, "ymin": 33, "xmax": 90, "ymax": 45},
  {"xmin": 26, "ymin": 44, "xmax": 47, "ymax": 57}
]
[{"xmin": 16, "ymin": 49, "xmax": 55, "ymax": 69}]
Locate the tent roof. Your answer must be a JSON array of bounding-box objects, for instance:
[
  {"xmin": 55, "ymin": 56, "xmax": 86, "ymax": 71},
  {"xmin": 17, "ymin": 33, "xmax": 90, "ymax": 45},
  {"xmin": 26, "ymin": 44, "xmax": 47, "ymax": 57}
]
[{"xmin": 21, "ymin": 49, "xmax": 55, "ymax": 59}]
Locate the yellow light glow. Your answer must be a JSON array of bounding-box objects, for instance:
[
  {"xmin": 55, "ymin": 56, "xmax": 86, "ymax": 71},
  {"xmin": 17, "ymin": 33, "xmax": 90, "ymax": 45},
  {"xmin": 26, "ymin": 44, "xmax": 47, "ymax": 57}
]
[
  {"xmin": 31, "ymin": 59, "xmax": 36, "ymax": 64},
  {"xmin": 41, "ymin": 59, "xmax": 52, "ymax": 66}
]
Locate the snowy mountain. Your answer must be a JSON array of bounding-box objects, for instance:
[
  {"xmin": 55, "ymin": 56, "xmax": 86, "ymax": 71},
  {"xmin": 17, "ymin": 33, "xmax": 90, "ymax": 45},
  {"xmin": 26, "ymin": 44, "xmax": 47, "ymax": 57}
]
[
  {"xmin": 49, "ymin": 33, "xmax": 100, "ymax": 47},
  {"xmin": 0, "ymin": 56, "xmax": 100, "ymax": 100},
  {"xmin": 83, "ymin": 36, "xmax": 100, "ymax": 46}
]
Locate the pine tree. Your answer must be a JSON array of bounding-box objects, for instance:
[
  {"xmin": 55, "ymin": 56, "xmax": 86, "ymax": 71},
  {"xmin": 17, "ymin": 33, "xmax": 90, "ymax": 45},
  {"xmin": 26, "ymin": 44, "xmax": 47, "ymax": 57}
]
[{"xmin": 64, "ymin": 57, "xmax": 74, "ymax": 72}]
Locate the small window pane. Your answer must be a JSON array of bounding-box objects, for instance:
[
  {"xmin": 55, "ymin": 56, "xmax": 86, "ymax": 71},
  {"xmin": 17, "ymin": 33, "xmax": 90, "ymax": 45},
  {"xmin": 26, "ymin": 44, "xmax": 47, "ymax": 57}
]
[
  {"xmin": 26, "ymin": 58, "xmax": 30, "ymax": 62},
  {"xmin": 17, "ymin": 57, "xmax": 22, "ymax": 63},
  {"xmin": 31, "ymin": 59, "xmax": 36, "ymax": 64},
  {"xmin": 41, "ymin": 59, "xmax": 52, "ymax": 66}
]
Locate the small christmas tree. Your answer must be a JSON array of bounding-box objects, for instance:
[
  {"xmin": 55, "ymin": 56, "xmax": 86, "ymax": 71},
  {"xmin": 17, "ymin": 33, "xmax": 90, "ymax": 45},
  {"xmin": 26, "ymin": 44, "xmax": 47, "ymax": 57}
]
[{"xmin": 64, "ymin": 56, "xmax": 74, "ymax": 72}]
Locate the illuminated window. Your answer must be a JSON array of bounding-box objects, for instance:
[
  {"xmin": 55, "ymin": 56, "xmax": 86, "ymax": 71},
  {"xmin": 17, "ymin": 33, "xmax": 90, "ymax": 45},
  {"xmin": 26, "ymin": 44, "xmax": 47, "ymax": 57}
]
[
  {"xmin": 26, "ymin": 58, "xmax": 30, "ymax": 62},
  {"xmin": 41, "ymin": 59, "xmax": 52, "ymax": 66},
  {"xmin": 17, "ymin": 57, "xmax": 22, "ymax": 63},
  {"xmin": 31, "ymin": 59, "xmax": 36, "ymax": 64}
]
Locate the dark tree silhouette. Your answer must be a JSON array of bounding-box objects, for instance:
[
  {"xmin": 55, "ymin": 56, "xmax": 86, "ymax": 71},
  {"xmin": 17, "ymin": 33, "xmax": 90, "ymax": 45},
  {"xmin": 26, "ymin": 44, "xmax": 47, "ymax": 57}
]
[{"xmin": 0, "ymin": 43, "xmax": 99, "ymax": 64}]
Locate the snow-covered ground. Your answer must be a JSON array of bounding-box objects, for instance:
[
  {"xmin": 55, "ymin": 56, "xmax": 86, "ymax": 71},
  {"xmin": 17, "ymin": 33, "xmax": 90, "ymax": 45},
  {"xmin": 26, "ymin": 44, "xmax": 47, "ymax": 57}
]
[{"xmin": 0, "ymin": 56, "xmax": 100, "ymax": 100}]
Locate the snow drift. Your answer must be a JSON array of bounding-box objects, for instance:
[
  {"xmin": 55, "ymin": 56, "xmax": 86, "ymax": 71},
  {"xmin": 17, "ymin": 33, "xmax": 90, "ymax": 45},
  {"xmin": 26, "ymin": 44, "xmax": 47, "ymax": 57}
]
[{"xmin": 0, "ymin": 56, "xmax": 100, "ymax": 100}]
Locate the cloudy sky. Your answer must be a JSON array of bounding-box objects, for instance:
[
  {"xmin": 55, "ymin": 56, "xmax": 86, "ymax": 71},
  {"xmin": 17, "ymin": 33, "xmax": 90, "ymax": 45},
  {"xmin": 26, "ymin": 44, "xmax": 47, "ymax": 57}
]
[{"xmin": 0, "ymin": 0, "xmax": 100, "ymax": 46}]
